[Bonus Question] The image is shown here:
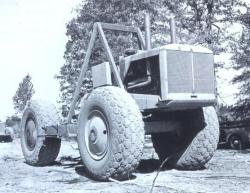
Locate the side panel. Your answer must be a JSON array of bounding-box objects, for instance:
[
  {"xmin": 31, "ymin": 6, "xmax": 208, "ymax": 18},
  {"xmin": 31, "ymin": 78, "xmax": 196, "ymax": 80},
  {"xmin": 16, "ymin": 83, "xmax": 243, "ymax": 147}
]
[
  {"xmin": 130, "ymin": 94, "xmax": 159, "ymax": 110},
  {"xmin": 92, "ymin": 62, "xmax": 112, "ymax": 88}
]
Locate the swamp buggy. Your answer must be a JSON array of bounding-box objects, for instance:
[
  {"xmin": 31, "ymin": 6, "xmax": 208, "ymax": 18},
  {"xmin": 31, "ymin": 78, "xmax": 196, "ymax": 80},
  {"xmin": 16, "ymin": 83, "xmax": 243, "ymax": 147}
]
[{"xmin": 20, "ymin": 14, "xmax": 219, "ymax": 181}]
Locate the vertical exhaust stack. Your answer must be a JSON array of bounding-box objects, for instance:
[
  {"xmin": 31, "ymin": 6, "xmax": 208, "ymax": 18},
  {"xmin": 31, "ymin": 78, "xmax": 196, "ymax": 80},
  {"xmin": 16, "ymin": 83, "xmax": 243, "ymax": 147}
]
[
  {"xmin": 145, "ymin": 13, "xmax": 151, "ymax": 50},
  {"xmin": 170, "ymin": 17, "xmax": 177, "ymax": 44}
]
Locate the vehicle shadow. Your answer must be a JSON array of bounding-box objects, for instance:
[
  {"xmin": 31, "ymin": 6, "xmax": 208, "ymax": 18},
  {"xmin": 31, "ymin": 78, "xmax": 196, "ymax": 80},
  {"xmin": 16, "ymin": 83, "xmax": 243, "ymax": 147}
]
[
  {"xmin": 57, "ymin": 155, "xmax": 211, "ymax": 180},
  {"xmin": 136, "ymin": 159, "xmax": 161, "ymax": 173},
  {"xmin": 57, "ymin": 156, "xmax": 163, "ymax": 181},
  {"xmin": 55, "ymin": 156, "xmax": 82, "ymax": 168},
  {"xmin": 74, "ymin": 165, "xmax": 137, "ymax": 181}
]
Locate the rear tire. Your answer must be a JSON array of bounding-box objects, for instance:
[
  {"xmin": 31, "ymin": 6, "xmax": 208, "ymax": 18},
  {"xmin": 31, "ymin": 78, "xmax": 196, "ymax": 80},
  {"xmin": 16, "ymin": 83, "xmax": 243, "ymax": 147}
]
[
  {"xmin": 20, "ymin": 100, "xmax": 61, "ymax": 166},
  {"xmin": 77, "ymin": 86, "xmax": 144, "ymax": 181},
  {"xmin": 152, "ymin": 107, "xmax": 219, "ymax": 170}
]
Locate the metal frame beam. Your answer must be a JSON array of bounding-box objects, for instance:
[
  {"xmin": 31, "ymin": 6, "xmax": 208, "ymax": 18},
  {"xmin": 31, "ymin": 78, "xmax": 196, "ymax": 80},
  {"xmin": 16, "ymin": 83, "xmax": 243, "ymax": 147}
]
[
  {"xmin": 100, "ymin": 23, "xmax": 146, "ymax": 50},
  {"xmin": 67, "ymin": 24, "xmax": 98, "ymax": 123},
  {"xmin": 101, "ymin": 23, "xmax": 137, "ymax": 33}
]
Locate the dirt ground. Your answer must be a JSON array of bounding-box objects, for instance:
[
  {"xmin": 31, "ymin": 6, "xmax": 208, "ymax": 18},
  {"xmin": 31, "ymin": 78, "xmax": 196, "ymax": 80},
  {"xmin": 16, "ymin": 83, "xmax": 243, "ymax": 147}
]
[{"xmin": 1, "ymin": 139, "xmax": 250, "ymax": 193}]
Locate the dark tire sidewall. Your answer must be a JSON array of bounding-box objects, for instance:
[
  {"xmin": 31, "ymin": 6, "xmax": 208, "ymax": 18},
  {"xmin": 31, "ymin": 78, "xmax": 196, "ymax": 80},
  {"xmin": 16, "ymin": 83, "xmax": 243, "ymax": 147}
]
[{"xmin": 21, "ymin": 107, "xmax": 44, "ymax": 163}]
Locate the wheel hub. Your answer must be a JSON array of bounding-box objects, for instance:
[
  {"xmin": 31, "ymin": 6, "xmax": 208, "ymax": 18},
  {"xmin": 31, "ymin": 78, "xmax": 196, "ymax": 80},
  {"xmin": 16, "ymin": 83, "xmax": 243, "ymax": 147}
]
[
  {"xmin": 233, "ymin": 140, "xmax": 239, "ymax": 145},
  {"xmin": 230, "ymin": 136, "xmax": 242, "ymax": 150},
  {"xmin": 25, "ymin": 118, "xmax": 37, "ymax": 151},
  {"xmin": 89, "ymin": 129, "xmax": 97, "ymax": 143},
  {"xmin": 85, "ymin": 110, "xmax": 109, "ymax": 160}
]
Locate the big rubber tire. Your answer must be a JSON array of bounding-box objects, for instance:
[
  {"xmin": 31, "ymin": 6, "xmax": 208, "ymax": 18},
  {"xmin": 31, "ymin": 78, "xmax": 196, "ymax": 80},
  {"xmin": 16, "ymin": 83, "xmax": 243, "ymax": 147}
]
[
  {"xmin": 152, "ymin": 107, "xmax": 219, "ymax": 170},
  {"xmin": 77, "ymin": 86, "xmax": 144, "ymax": 181},
  {"xmin": 20, "ymin": 100, "xmax": 61, "ymax": 166}
]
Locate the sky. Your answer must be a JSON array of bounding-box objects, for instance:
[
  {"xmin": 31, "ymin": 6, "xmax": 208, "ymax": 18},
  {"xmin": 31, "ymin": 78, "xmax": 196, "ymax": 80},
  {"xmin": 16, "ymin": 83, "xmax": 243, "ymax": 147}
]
[
  {"xmin": 0, "ymin": 0, "xmax": 240, "ymax": 121},
  {"xmin": 0, "ymin": 0, "xmax": 81, "ymax": 120}
]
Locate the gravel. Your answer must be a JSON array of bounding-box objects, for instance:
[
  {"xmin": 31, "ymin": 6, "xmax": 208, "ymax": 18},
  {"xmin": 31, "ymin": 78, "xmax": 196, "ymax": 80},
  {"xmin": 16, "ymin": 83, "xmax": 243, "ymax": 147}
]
[{"xmin": 1, "ymin": 139, "xmax": 250, "ymax": 193}]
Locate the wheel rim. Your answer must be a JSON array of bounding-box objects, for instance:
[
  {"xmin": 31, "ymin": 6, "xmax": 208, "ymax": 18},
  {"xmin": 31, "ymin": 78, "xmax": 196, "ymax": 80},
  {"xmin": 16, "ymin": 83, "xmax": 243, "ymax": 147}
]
[
  {"xmin": 24, "ymin": 117, "xmax": 37, "ymax": 151},
  {"xmin": 84, "ymin": 110, "xmax": 109, "ymax": 160},
  {"xmin": 230, "ymin": 136, "xmax": 242, "ymax": 150}
]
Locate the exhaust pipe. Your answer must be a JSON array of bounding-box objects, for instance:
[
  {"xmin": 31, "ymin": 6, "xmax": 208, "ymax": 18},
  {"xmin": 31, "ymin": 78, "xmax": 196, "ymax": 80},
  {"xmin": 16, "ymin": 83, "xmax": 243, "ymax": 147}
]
[
  {"xmin": 145, "ymin": 13, "xmax": 151, "ymax": 50},
  {"xmin": 170, "ymin": 17, "xmax": 177, "ymax": 44}
]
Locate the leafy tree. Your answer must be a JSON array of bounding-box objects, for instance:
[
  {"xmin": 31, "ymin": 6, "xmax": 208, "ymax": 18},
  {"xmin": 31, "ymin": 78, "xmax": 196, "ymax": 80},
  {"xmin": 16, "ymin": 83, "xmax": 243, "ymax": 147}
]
[
  {"xmin": 217, "ymin": 103, "xmax": 235, "ymax": 122},
  {"xmin": 13, "ymin": 74, "xmax": 35, "ymax": 112},
  {"xmin": 5, "ymin": 115, "xmax": 21, "ymax": 127},
  {"xmin": 230, "ymin": 5, "xmax": 250, "ymax": 119},
  {"xmin": 57, "ymin": 0, "xmax": 238, "ymax": 116}
]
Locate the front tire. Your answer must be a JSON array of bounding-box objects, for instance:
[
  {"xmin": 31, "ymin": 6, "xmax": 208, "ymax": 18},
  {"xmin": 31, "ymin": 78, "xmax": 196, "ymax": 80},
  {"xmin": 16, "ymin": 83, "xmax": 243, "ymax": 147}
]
[
  {"xmin": 77, "ymin": 86, "xmax": 144, "ymax": 181},
  {"xmin": 152, "ymin": 107, "xmax": 219, "ymax": 170},
  {"xmin": 20, "ymin": 100, "xmax": 61, "ymax": 166}
]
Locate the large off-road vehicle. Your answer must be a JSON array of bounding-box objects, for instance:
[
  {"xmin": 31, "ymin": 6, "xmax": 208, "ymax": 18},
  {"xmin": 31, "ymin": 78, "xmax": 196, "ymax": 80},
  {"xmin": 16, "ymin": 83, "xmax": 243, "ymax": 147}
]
[{"xmin": 20, "ymin": 14, "xmax": 219, "ymax": 181}]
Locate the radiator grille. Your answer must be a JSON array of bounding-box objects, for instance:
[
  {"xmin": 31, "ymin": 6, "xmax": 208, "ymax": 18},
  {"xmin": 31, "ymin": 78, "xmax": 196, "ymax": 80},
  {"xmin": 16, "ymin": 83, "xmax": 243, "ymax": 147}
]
[{"xmin": 167, "ymin": 50, "xmax": 215, "ymax": 94}]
